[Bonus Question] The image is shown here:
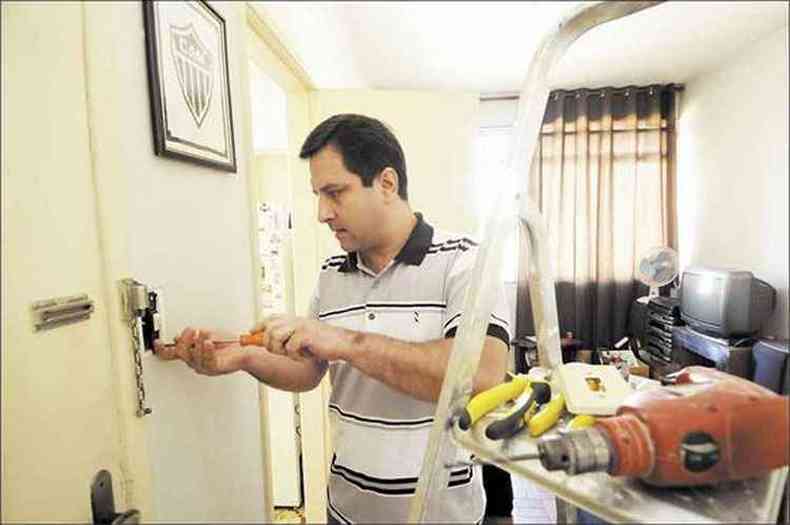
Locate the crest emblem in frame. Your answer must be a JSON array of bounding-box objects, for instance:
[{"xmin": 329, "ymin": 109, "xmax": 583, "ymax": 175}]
[{"xmin": 169, "ymin": 24, "xmax": 214, "ymax": 128}]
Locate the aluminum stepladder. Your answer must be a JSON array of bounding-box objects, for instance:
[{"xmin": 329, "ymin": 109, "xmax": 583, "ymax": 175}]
[{"xmin": 407, "ymin": 2, "xmax": 664, "ymax": 522}]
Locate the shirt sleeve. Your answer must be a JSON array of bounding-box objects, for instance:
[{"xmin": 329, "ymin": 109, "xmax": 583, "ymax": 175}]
[
  {"xmin": 308, "ymin": 285, "xmax": 320, "ymax": 320},
  {"xmin": 442, "ymin": 245, "xmax": 512, "ymax": 347}
]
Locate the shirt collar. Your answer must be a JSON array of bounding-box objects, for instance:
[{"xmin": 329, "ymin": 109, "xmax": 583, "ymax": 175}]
[{"xmin": 339, "ymin": 213, "xmax": 434, "ymax": 273}]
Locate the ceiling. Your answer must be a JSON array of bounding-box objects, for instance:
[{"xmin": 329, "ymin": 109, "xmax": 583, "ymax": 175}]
[{"xmin": 252, "ymin": 1, "xmax": 788, "ymax": 93}]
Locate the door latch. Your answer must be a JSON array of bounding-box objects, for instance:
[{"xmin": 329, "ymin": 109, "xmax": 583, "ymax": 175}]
[
  {"xmin": 120, "ymin": 279, "xmax": 163, "ymax": 416},
  {"xmin": 120, "ymin": 279, "xmax": 162, "ymax": 351},
  {"xmin": 91, "ymin": 470, "xmax": 141, "ymax": 524}
]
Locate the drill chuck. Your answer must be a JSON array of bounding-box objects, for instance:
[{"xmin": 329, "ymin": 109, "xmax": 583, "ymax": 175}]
[{"xmin": 537, "ymin": 428, "xmax": 614, "ymax": 475}]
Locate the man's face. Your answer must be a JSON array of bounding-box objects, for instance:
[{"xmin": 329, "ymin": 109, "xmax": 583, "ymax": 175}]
[{"xmin": 310, "ymin": 146, "xmax": 385, "ymax": 253}]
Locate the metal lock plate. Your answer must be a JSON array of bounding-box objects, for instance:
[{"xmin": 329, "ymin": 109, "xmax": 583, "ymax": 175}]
[
  {"xmin": 32, "ymin": 294, "xmax": 95, "ymax": 331},
  {"xmin": 120, "ymin": 279, "xmax": 161, "ymax": 351},
  {"xmin": 141, "ymin": 290, "xmax": 161, "ymax": 352}
]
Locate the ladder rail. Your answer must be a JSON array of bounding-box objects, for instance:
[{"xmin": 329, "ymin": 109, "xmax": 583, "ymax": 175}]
[{"xmin": 408, "ymin": 2, "xmax": 664, "ymax": 522}]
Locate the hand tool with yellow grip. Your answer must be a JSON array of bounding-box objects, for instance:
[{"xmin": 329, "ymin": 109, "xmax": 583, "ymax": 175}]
[
  {"xmin": 566, "ymin": 414, "xmax": 596, "ymax": 431},
  {"xmin": 485, "ymin": 381, "xmax": 551, "ymax": 440},
  {"xmin": 457, "ymin": 374, "xmax": 530, "ymax": 431},
  {"xmin": 527, "ymin": 393, "xmax": 565, "ymax": 437}
]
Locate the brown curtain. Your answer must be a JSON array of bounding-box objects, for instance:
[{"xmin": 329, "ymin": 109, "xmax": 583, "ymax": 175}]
[{"xmin": 516, "ymin": 84, "xmax": 680, "ymax": 348}]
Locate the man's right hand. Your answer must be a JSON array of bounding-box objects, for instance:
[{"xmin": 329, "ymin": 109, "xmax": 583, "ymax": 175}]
[{"xmin": 153, "ymin": 327, "xmax": 252, "ymax": 376}]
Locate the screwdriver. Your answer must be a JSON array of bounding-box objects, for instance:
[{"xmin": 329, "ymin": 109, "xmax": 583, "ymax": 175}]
[{"xmin": 161, "ymin": 332, "xmax": 266, "ymax": 347}]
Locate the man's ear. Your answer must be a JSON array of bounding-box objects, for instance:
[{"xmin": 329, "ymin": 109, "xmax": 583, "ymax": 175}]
[{"xmin": 376, "ymin": 167, "xmax": 400, "ymax": 200}]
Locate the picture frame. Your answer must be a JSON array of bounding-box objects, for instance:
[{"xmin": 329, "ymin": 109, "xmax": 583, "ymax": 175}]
[{"xmin": 143, "ymin": 0, "xmax": 237, "ymax": 172}]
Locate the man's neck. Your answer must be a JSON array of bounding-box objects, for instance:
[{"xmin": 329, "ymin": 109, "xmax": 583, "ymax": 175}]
[{"xmin": 359, "ymin": 209, "xmax": 417, "ymax": 274}]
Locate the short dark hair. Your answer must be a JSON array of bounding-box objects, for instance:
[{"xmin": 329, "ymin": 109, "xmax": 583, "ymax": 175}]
[{"xmin": 299, "ymin": 114, "xmax": 408, "ymax": 200}]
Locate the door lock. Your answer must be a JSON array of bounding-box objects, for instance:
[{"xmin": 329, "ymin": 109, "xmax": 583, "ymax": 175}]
[
  {"xmin": 120, "ymin": 279, "xmax": 163, "ymax": 416},
  {"xmin": 121, "ymin": 279, "xmax": 162, "ymax": 351}
]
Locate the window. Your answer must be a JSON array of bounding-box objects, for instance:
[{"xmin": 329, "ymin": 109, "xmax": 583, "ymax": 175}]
[{"xmin": 472, "ymin": 124, "xmax": 519, "ymax": 283}]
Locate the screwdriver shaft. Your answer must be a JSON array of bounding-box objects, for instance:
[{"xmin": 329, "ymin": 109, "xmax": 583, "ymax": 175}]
[
  {"xmin": 162, "ymin": 334, "xmax": 264, "ymax": 347},
  {"xmin": 161, "ymin": 339, "xmax": 236, "ymax": 347}
]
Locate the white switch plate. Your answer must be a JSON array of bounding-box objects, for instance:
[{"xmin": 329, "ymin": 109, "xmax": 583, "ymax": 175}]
[{"xmin": 557, "ymin": 363, "xmax": 632, "ymax": 415}]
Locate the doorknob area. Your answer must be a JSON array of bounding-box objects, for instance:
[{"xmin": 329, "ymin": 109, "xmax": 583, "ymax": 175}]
[{"xmin": 91, "ymin": 470, "xmax": 141, "ymax": 524}]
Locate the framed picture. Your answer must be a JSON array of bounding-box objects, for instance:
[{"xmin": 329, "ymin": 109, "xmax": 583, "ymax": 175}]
[{"xmin": 143, "ymin": 0, "xmax": 237, "ymax": 172}]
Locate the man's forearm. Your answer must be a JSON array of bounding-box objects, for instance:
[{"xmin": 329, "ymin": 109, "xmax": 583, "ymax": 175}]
[
  {"xmin": 344, "ymin": 332, "xmax": 506, "ymax": 402},
  {"xmin": 241, "ymin": 349, "xmax": 327, "ymax": 392}
]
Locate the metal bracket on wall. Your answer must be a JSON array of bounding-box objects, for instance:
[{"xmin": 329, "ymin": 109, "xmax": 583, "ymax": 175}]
[{"xmin": 119, "ymin": 278, "xmax": 162, "ymax": 417}]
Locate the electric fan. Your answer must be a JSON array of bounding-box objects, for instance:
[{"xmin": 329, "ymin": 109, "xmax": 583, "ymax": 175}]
[{"xmin": 636, "ymin": 246, "xmax": 678, "ymax": 304}]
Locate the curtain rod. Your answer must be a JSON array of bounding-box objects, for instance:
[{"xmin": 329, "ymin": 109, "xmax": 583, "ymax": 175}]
[
  {"xmin": 551, "ymin": 83, "xmax": 684, "ymax": 96},
  {"xmin": 480, "ymin": 84, "xmax": 684, "ymax": 102},
  {"xmin": 479, "ymin": 94, "xmax": 519, "ymax": 102}
]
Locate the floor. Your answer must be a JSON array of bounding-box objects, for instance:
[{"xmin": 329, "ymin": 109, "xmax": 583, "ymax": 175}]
[
  {"xmin": 270, "ymin": 479, "xmax": 555, "ymax": 524},
  {"xmin": 511, "ymin": 476, "xmax": 556, "ymax": 523},
  {"xmin": 273, "ymin": 507, "xmax": 305, "ymax": 524}
]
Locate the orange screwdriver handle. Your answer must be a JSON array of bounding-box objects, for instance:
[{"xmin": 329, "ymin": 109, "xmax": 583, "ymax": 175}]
[{"xmin": 239, "ymin": 332, "xmax": 266, "ymax": 347}]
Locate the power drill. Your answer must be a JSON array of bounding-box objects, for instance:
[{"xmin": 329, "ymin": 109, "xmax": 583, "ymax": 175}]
[{"xmin": 535, "ymin": 366, "xmax": 790, "ymax": 486}]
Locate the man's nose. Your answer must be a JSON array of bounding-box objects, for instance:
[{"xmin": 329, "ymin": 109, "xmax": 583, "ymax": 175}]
[{"xmin": 317, "ymin": 198, "xmax": 335, "ymax": 224}]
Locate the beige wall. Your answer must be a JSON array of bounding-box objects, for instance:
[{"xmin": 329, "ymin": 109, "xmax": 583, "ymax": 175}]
[
  {"xmin": 677, "ymin": 26, "xmax": 789, "ymax": 338},
  {"xmin": 255, "ymin": 153, "xmax": 290, "ymax": 203}
]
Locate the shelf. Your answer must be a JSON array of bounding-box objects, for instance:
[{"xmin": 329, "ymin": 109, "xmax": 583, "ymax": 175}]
[{"xmin": 452, "ymin": 412, "xmax": 788, "ymax": 524}]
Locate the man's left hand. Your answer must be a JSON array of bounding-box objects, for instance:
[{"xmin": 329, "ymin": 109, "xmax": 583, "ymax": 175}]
[{"xmin": 253, "ymin": 315, "xmax": 353, "ymax": 362}]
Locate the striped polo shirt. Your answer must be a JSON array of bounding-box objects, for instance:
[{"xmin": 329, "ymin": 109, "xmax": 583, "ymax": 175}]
[{"xmin": 310, "ymin": 213, "xmax": 511, "ymax": 524}]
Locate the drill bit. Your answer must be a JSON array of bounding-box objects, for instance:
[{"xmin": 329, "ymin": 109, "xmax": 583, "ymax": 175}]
[{"xmin": 444, "ymin": 452, "xmax": 542, "ymax": 469}]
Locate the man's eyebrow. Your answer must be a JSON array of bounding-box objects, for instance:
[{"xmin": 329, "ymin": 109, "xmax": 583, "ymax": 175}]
[{"xmin": 314, "ymin": 183, "xmax": 346, "ymax": 195}]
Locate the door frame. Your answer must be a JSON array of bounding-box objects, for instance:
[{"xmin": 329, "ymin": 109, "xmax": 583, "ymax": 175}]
[{"xmin": 243, "ymin": 5, "xmax": 332, "ymax": 522}]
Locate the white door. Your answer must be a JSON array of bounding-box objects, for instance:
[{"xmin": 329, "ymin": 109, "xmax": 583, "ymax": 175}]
[{"xmin": 2, "ymin": 3, "xmax": 136, "ymax": 521}]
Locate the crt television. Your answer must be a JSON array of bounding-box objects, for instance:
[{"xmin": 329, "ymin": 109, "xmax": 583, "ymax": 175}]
[{"xmin": 680, "ymin": 266, "xmax": 776, "ymax": 338}]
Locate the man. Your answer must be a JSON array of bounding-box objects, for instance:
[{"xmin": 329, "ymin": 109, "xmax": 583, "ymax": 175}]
[{"xmin": 155, "ymin": 114, "xmax": 511, "ymax": 523}]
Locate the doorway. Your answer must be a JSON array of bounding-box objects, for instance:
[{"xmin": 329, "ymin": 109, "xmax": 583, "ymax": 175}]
[{"xmin": 247, "ymin": 41, "xmax": 305, "ymax": 522}]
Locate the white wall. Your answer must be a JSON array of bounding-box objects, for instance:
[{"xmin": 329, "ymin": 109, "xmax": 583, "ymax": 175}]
[{"xmin": 677, "ymin": 26, "xmax": 789, "ymax": 338}]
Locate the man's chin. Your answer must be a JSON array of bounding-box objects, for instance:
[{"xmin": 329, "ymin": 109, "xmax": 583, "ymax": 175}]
[{"xmin": 337, "ymin": 238, "xmax": 357, "ymax": 253}]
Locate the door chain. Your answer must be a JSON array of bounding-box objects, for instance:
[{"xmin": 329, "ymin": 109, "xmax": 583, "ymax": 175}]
[
  {"xmin": 128, "ymin": 316, "xmax": 152, "ymax": 417},
  {"xmin": 120, "ymin": 278, "xmax": 161, "ymax": 417}
]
